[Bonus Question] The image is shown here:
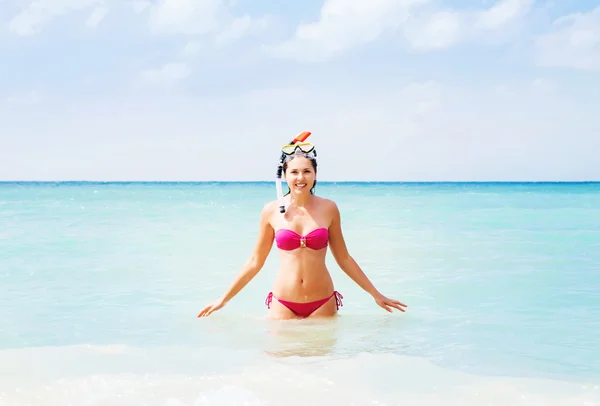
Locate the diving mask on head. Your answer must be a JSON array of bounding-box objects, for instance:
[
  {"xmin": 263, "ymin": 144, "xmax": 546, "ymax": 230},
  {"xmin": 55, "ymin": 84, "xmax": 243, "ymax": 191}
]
[
  {"xmin": 276, "ymin": 131, "xmax": 313, "ymax": 213},
  {"xmin": 281, "ymin": 141, "xmax": 316, "ymax": 155}
]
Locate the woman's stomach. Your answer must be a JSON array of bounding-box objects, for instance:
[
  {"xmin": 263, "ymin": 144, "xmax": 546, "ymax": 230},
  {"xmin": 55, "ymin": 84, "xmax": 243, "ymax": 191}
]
[{"xmin": 271, "ymin": 250, "xmax": 334, "ymax": 301}]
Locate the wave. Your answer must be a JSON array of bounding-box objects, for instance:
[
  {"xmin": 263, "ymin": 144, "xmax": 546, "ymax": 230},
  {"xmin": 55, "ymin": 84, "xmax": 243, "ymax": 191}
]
[{"xmin": 0, "ymin": 343, "xmax": 598, "ymax": 406}]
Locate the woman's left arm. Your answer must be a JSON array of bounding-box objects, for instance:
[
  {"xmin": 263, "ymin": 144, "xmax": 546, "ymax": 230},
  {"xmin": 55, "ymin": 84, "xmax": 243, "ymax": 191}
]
[{"xmin": 327, "ymin": 201, "xmax": 407, "ymax": 313}]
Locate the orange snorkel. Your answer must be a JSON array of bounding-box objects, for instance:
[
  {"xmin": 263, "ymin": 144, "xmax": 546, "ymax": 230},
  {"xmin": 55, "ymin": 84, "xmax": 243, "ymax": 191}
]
[
  {"xmin": 292, "ymin": 131, "xmax": 311, "ymax": 144},
  {"xmin": 276, "ymin": 131, "xmax": 312, "ymax": 213}
]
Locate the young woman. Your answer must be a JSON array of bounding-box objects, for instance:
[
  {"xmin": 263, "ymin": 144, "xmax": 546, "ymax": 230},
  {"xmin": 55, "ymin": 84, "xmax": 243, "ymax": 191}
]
[{"xmin": 198, "ymin": 141, "xmax": 407, "ymax": 319}]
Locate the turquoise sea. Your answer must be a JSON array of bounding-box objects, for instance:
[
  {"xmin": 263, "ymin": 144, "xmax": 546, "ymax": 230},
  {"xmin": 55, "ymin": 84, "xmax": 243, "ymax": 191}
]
[{"xmin": 1, "ymin": 181, "xmax": 599, "ymax": 405}]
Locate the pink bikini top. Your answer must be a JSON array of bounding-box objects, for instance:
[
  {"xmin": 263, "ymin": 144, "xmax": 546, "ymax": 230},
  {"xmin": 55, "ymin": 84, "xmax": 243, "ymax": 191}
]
[{"xmin": 275, "ymin": 228, "xmax": 329, "ymax": 251}]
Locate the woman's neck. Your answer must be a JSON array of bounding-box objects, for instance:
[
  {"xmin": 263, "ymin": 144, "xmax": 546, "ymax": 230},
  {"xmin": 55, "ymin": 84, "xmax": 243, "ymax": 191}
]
[{"xmin": 290, "ymin": 192, "xmax": 312, "ymax": 208}]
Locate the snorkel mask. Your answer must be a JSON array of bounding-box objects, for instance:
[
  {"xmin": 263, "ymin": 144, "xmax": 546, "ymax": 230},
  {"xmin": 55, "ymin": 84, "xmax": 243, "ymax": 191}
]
[{"xmin": 276, "ymin": 131, "xmax": 315, "ymax": 213}]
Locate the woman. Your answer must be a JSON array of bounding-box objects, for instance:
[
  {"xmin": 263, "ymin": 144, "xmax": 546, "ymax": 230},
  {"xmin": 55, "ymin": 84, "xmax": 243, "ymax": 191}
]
[{"xmin": 198, "ymin": 140, "xmax": 407, "ymax": 319}]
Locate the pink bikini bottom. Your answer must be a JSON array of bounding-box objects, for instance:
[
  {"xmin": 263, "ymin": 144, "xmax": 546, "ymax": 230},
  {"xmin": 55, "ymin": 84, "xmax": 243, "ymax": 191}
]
[{"xmin": 265, "ymin": 291, "xmax": 343, "ymax": 318}]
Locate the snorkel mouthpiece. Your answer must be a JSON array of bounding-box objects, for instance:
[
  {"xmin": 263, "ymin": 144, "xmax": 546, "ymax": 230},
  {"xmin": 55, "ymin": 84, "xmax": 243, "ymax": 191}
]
[{"xmin": 276, "ymin": 131, "xmax": 312, "ymax": 213}]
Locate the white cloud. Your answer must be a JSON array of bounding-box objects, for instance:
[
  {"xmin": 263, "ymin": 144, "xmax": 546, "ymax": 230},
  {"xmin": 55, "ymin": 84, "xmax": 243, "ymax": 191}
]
[
  {"xmin": 534, "ymin": 6, "xmax": 600, "ymax": 70},
  {"xmin": 474, "ymin": 0, "xmax": 533, "ymax": 30},
  {"xmin": 214, "ymin": 15, "xmax": 249, "ymax": 46},
  {"xmin": 270, "ymin": 0, "xmax": 429, "ymax": 62},
  {"xmin": 271, "ymin": 0, "xmax": 534, "ymax": 61},
  {"xmin": 402, "ymin": 10, "xmax": 463, "ymax": 51},
  {"xmin": 144, "ymin": 0, "xmax": 223, "ymax": 36},
  {"xmin": 139, "ymin": 62, "xmax": 191, "ymax": 86},
  {"xmin": 130, "ymin": 0, "xmax": 150, "ymax": 14},
  {"xmin": 85, "ymin": 5, "xmax": 108, "ymax": 28},
  {"xmin": 135, "ymin": 0, "xmax": 268, "ymax": 51},
  {"xmin": 8, "ymin": 0, "xmax": 103, "ymax": 36},
  {"xmin": 401, "ymin": 0, "xmax": 533, "ymax": 51}
]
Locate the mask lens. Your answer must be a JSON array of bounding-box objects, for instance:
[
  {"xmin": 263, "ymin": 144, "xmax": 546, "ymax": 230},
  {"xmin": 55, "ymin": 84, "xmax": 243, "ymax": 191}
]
[
  {"xmin": 298, "ymin": 143, "xmax": 314, "ymax": 153},
  {"xmin": 281, "ymin": 144, "xmax": 296, "ymax": 154}
]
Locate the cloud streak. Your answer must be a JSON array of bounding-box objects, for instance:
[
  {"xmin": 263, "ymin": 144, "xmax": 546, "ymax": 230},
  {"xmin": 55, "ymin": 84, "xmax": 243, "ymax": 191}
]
[
  {"xmin": 84, "ymin": 5, "xmax": 109, "ymax": 29},
  {"xmin": 8, "ymin": 0, "xmax": 104, "ymax": 36},
  {"xmin": 534, "ymin": 6, "xmax": 600, "ymax": 70}
]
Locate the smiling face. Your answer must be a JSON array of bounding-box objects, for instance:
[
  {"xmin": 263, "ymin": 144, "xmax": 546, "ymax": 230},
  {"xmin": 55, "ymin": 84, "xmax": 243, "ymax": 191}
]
[{"xmin": 283, "ymin": 155, "xmax": 317, "ymax": 195}]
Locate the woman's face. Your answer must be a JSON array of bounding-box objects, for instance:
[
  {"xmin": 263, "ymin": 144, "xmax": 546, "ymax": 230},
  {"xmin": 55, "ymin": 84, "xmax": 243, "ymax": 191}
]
[{"xmin": 284, "ymin": 156, "xmax": 316, "ymax": 194}]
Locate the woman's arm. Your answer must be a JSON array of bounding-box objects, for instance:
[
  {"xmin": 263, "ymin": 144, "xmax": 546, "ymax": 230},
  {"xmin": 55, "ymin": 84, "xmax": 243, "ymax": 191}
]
[
  {"xmin": 198, "ymin": 202, "xmax": 275, "ymax": 317},
  {"xmin": 327, "ymin": 200, "xmax": 407, "ymax": 313}
]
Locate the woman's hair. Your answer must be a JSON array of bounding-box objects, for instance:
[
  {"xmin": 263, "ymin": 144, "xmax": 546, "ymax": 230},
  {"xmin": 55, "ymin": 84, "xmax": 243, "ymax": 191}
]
[{"xmin": 282, "ymin": 151, "xmax": 318, "ymax": 195}]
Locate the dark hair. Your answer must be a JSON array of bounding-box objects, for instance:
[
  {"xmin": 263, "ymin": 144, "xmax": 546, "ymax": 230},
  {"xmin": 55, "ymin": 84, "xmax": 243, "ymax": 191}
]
[{"xmin": 283, "ymin": 152, "xmax": 318, "ymax": 195}]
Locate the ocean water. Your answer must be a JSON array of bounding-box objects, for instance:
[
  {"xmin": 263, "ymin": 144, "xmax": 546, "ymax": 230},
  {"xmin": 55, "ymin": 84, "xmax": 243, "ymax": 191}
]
[{"xmin": 1, "ymin": 181, "xmax": 599, "ymax": 405}]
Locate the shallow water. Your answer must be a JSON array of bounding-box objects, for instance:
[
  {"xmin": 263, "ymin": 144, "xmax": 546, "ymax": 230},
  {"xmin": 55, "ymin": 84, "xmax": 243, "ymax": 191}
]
[{"xmin": 1, "ymin": 181, "xmax": 599, "ymax": 405}]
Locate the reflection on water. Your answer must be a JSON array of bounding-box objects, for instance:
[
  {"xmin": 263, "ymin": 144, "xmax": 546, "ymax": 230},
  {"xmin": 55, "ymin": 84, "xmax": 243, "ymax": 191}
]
[
  {"xmin": 262, "ymin": 317, "xmax": 341, "ymax": 358},
  {"xmin": 257, "ymin": 314, "xmax": 412, "ymax": 359},
  {"xmin": 195, "ymin": 311, "xmax": 414, "ymax": 363}
]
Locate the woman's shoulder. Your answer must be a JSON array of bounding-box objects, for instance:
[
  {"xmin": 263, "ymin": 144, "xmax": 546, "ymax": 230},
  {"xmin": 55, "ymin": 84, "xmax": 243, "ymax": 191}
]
[
  {"xmin": 256, "ymin": 200, "xmax": 279, "ymax": 230},
  {"xmin": 261, "ymin": 199, "xmax": 279, "ymax": 215},
  {"xmin": 314, "ymin": 196, "xmax": 340, "ymax": 213}
]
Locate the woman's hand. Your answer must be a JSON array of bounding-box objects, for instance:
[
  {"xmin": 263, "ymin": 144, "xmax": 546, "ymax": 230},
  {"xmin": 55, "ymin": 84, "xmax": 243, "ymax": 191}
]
[
  {"xmin": 374, "ymin": 294, "xmax": 407, "ymax": 313},
  {"xmin": 197, "ymin": 297, "xmax": 228, "ymax": 318}
]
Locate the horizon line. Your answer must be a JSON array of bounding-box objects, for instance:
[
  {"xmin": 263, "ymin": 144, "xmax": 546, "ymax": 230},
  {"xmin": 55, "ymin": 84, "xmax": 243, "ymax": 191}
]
[{"xmin": 1, "ymin": 180, "xmax": 599, "ymax": 184}]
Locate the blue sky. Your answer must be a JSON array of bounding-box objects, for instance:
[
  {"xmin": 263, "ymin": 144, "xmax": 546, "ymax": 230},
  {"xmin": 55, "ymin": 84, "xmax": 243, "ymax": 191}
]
[{"xmin": 1, "ymin": 0, "xmax": 599, "ymax": 181}]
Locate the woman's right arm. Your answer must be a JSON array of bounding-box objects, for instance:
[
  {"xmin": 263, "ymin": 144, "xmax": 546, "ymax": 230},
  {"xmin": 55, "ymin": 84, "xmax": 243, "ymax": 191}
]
[{"xmin": 197, "ymin": 202, "xmax": 275, "ymax": 317}]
